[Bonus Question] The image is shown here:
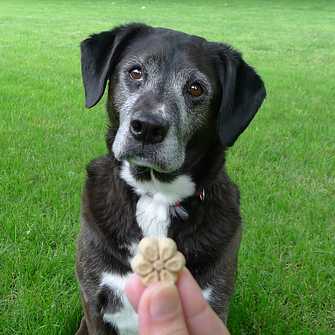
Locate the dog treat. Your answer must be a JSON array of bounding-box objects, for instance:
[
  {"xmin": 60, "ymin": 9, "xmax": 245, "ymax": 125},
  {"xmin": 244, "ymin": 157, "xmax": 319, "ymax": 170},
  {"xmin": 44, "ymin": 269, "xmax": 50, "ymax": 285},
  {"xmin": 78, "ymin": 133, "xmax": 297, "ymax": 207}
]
[{"xmin": 131, "ymin": 237, "xmax": 185, "ymax": 286}]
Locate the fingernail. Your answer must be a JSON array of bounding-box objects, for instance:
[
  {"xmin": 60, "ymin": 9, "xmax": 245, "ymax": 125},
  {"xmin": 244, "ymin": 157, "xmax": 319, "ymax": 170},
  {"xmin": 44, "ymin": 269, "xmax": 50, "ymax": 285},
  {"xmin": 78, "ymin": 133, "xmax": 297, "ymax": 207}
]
[{"xmin": 149, "ymin": 284, "xmax": 180, "ymax": 321}]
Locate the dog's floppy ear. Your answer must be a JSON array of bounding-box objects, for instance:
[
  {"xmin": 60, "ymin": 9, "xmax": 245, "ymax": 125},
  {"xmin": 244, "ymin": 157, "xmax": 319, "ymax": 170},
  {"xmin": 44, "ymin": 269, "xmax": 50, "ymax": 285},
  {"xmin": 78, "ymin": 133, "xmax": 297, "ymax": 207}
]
[
  {"xmin": 216, "ymin": 46, "xmax": 266, "ymax": 147},
  {"xmin": 80, "ymin": 23, "xmax": 148, "ymax": 108}
]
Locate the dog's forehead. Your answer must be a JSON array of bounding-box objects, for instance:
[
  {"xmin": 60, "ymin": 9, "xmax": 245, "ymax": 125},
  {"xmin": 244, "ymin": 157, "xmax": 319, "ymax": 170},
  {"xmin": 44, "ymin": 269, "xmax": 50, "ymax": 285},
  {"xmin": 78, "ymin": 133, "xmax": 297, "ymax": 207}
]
[{"xmin": 123, "ymin": 28, "xmax": 214, "ymax": 73}]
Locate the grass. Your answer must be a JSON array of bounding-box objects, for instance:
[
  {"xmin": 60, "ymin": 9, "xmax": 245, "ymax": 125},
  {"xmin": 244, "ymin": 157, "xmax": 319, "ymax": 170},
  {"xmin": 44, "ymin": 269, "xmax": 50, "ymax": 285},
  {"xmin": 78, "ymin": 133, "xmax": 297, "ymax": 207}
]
[{"xmin": 1, "ymin": 0, "xmax": 334, "ymax": 334}]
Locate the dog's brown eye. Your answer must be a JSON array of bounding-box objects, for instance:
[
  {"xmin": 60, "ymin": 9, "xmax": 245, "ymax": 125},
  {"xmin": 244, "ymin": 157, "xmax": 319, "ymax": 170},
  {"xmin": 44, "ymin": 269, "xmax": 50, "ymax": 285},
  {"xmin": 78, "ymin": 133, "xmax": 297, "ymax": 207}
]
[
  {"xmin": 189, "ymin": 83, "xmax": 203, "ymax": 97},
  {"xmin": 129, "ymin": 67, "xmax": 142, "ymax": 80}
]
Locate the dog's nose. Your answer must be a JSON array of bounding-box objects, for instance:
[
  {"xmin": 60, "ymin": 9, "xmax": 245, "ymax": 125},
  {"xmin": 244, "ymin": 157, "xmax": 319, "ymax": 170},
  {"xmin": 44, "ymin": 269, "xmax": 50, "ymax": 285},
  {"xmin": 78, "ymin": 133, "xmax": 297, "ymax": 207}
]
[{"xmin": 130, "ymin": 116, "xmax": 169, "ymax": 144}]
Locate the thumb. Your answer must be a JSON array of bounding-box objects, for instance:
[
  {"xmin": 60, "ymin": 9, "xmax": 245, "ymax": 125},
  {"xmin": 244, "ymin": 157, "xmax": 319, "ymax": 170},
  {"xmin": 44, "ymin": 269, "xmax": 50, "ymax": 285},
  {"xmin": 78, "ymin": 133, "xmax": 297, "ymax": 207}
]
[{"xmin": 138, "ymin": 283, "xmax": 189, "ymax": 335}]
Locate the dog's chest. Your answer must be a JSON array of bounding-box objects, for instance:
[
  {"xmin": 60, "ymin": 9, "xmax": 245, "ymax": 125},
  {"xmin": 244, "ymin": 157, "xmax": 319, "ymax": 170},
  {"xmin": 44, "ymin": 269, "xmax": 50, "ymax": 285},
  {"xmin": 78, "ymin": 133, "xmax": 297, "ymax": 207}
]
[
  {"xmin": 100, "ymin": 195, "xmax": 176, "ymax": 335},
  {"xmin": 136, "ymin": 193, "xmax": 171, "ymax": 237},
  {"xmin": 99, "ymin": 163, "xmax": 197, "ymax": 334},
  {"xmin": 121, "ymin": 161, "xmax": 196, "ymax": 238}
]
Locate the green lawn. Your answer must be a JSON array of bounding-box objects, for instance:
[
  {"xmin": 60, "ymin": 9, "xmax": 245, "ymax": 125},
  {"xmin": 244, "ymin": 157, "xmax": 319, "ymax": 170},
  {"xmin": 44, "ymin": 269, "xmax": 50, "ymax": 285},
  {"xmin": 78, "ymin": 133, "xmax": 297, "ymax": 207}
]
[{"xmin": 1, "ymin": 1, "xmax": 334, "ymax": 334}]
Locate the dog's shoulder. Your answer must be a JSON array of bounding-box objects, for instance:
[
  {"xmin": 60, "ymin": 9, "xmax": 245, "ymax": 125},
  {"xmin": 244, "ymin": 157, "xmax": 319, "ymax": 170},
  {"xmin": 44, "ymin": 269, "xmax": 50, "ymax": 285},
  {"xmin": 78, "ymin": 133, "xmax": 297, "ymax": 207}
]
[
  {"xmin": 219, "ymin": 168, "xmax": 241, "ymax": 207},
  {"xmin": 86, "ymin": 154, "xmax": 118, "ymax": 181},
  {"xmin": 83, "ymin": 155, "xmax": 138, "ymax": 232},
  {"xmin": 85, "ymin": 155, "xmax": 130, "ymax": 199}
]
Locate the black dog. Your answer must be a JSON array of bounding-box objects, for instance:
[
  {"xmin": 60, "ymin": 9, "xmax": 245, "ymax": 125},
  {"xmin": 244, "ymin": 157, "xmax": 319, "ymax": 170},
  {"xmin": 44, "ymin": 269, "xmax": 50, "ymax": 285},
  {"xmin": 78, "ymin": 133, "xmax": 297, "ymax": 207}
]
[{"xmin": 75, "ymin": 23, "xmax": 266, "ymax": 335}]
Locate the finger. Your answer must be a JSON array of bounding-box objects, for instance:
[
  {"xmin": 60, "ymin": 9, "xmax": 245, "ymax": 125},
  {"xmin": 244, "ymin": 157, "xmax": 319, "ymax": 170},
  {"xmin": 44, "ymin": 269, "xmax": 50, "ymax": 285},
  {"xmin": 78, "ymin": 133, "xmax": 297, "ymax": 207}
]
[
  {"xmin": 177, "ymin": 268, "xmax": 230, "ymax": 335},
  {"xmin": 125, "ymin": 273, "xmax": 146, "ymax": 312},
  {"xmin": 138, "ymin": 282, "xmax": 189, "ymax": 335}
]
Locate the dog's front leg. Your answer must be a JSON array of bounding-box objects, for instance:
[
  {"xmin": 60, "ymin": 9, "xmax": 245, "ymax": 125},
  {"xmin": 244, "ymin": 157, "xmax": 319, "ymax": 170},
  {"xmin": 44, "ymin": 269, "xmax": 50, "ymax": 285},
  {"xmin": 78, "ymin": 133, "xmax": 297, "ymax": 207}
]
[
  {"xmin": 75, "ymin": 290, "xmax": 120, "ymax": 335},
  {"xmin": 75, "ymin": 317, "xmax": 89, "ymax": 335}
]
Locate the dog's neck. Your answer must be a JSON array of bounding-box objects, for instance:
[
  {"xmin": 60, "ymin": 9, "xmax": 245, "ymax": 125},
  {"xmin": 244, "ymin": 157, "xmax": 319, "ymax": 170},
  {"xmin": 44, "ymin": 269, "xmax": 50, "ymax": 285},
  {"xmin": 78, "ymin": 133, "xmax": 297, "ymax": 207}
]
[
  {"xmin": 183, "ymin": 139, "xmax": 227, "ymax": 187},
  {"xmin": 107, "ymin": 124, "xmax": 227, "ymax": 204},
  {"xmin": 120, "ymin": 161, "xmax": 196, "ymax": 204}
]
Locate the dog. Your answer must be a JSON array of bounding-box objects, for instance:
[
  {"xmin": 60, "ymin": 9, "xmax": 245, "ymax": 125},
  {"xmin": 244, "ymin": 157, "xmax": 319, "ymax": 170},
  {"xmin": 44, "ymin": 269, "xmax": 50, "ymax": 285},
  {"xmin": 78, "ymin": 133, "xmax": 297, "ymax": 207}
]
[{"xmin": 75, "ymin": 23, "xmax": 266, "ymax": 335}]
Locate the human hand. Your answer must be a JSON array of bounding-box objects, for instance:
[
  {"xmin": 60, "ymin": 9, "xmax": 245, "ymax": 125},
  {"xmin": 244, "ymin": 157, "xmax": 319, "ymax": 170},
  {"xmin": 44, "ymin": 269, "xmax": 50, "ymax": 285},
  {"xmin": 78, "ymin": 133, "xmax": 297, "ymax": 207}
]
[{"xmin": 125, "ymin": 268, "xmax": 230, "ymax": 335}]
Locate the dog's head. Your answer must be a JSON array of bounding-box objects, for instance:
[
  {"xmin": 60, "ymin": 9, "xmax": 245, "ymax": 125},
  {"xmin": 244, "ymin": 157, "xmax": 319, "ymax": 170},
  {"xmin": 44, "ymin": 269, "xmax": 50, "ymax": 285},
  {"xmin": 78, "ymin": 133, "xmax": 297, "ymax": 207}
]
[{"xmin": 81, "ymin": 23, "xmax": 266, "ymax": 179}]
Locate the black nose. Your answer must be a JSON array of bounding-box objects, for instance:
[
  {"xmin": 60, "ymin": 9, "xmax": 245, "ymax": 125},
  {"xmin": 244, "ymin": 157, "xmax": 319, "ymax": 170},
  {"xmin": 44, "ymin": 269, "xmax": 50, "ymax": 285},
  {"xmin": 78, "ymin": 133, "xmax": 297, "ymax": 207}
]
[{"xmin": 130, "ymin": 116, "xmax": 169, "ymax": 144}]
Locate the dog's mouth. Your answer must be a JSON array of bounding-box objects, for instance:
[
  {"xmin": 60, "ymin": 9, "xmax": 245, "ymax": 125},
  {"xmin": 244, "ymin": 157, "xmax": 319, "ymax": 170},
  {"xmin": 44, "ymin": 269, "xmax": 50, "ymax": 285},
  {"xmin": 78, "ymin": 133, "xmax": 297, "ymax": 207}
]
[
  {"xmin": 127, "ymin": 159, "xmax": 181, "ymax": 183},
  {"xmin": 128, "ymin": 157, "xmax": 173, "ymax": 173},
  {"xmin": 113, "ymin": 130, "xmax": 185, "ymax": 182},
  {"xmin": 112, "ymin": 122, "xmax": 186, "ymax": 180}
]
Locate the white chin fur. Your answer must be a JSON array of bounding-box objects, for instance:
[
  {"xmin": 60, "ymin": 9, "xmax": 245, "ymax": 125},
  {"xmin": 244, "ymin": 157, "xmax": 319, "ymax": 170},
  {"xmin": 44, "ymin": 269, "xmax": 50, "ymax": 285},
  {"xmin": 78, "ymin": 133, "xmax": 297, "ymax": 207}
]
[{"xmin": 120, "ymin": 161, "xmax": 195, "ymax": 204}]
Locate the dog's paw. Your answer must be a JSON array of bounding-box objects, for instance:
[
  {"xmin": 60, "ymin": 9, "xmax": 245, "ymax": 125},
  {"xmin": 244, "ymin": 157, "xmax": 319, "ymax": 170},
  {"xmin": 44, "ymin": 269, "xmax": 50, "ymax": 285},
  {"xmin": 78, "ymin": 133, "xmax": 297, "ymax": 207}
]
[{"xmin": 131, "ymin": 237, "xmax": 185, "ymax": 286}]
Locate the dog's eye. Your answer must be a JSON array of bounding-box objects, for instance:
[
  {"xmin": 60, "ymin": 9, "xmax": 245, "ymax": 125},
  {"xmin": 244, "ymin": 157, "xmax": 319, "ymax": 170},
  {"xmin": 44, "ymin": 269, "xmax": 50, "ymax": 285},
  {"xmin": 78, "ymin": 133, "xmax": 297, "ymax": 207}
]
[
  {"xmin": 188, "ymin": 82, "xmax": 203, "ymax": 97},
  {"xmin": 129, "ymin": 66, "xmax": 143, "ymax": 80}
]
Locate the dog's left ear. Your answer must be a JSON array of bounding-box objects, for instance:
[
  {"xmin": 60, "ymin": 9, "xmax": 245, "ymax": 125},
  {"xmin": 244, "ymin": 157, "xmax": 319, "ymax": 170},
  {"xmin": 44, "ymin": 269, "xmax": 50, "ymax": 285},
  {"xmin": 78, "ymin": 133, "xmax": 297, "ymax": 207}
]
[
  {"xmin": 80, "ymin": 23, "xmax": 148, "ymax": 108},
  {"xmin": 216, "ymin": 46, "xmax": 266, "ymax": 147}
]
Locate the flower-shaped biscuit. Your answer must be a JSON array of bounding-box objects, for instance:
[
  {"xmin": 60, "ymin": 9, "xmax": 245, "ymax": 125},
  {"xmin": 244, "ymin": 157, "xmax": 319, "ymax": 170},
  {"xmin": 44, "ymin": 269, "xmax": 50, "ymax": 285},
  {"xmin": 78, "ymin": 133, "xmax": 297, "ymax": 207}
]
[{"xmin": 131, "ymin": 237, "xmax": 185, "ymax": 285}]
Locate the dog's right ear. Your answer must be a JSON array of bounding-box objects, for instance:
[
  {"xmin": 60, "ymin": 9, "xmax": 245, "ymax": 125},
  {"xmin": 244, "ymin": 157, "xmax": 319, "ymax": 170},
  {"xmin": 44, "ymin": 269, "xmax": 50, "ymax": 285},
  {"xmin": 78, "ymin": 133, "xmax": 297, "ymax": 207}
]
[
  {"xmin": 80, "ymin": 23, "xmax": 148, "ymax": 108},
  {"xmin": 215, "ymin": 46, "xmax": 266, "ymax": 147}
]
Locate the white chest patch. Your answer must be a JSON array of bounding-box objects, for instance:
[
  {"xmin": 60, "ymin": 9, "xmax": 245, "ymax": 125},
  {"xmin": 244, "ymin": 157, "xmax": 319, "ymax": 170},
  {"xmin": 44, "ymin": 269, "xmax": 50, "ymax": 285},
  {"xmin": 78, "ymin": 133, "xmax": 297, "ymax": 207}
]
[
  {"xmin": 106, "ymin": 162, "xmax": 198, "ymax": 333},
  {"xmin": 100, "ymin": 272, "xmax": 138, "ymax": 335},
  {"xmin": 136, "ymin": 193, "xmax": 170, "ymax": 237},
  {"xmin": 120, "ymin": 161, "xmax": 195, "ymax": 238}
]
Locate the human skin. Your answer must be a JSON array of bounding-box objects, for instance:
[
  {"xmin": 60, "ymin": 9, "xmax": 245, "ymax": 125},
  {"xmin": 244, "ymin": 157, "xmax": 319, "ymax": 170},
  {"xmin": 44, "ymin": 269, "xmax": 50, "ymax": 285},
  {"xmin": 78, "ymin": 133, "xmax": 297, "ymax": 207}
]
[{"xmin": 125, "ymin": 268, "xmax": 231, "ymax": 335}]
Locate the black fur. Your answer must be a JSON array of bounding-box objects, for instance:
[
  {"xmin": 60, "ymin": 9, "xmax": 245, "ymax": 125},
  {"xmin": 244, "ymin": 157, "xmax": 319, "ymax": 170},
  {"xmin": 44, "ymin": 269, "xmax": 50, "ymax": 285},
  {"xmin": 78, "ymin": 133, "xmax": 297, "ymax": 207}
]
[{"xmin": 76, "ymin": 23, "xmax": 266, "ymax": 335}]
